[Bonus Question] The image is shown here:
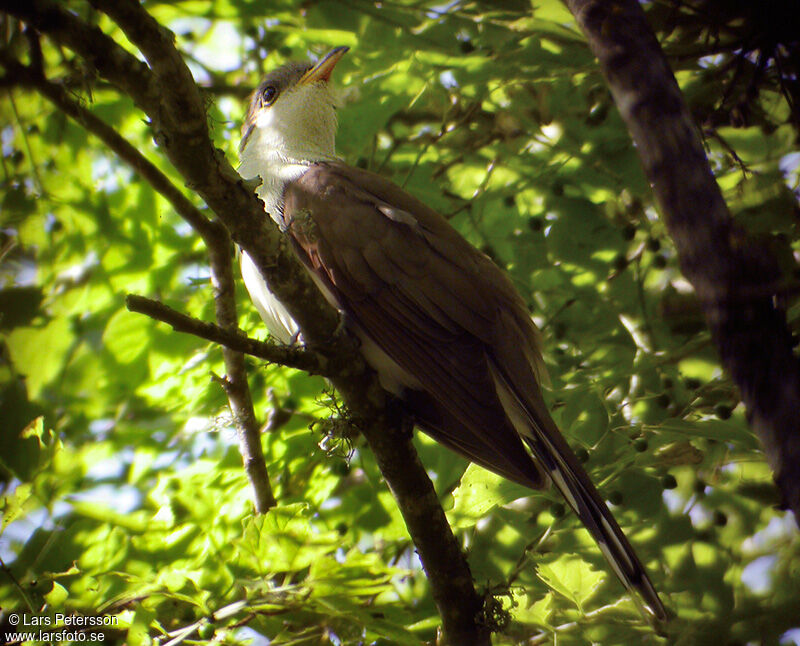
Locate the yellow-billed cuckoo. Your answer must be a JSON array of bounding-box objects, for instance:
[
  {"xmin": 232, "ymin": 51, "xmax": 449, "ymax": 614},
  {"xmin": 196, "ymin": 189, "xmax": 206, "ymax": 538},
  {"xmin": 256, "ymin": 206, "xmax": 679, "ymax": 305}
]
[{"xmin": 239, "ymin": 47, "xmax": 667, "ymax": 622}]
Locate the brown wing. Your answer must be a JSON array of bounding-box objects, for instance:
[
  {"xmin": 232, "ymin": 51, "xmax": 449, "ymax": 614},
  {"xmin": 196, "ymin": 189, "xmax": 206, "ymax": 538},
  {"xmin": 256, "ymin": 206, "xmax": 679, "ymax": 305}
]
[
  {"xmin": 281, "ymin": 162, "xmax": 667, "ymax": 621},
  {"xmin": 282, "ymin": 162, "xmax": 547, "ymax": 489}
]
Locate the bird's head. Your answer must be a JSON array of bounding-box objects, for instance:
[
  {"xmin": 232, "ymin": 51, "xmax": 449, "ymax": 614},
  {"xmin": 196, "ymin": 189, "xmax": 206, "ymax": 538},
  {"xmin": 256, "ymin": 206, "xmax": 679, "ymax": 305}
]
[{"xmin": 240, "ymin": 46, "xmax": 348, "ymax": 166}]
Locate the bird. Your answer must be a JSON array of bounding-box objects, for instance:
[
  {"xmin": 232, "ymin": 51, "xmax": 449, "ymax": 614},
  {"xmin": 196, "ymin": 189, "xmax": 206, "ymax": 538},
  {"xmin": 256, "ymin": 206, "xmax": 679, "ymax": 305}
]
[{"xmin": 238, "ymin": 46, "xmax": 668, "ymax": 623}]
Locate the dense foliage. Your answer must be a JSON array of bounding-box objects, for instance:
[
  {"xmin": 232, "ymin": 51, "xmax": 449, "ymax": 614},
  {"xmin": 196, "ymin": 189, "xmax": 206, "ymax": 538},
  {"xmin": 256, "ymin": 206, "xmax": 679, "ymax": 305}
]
[{"xmin": 2, "ymin": 1, "xmax": 799, "ymax": 644}]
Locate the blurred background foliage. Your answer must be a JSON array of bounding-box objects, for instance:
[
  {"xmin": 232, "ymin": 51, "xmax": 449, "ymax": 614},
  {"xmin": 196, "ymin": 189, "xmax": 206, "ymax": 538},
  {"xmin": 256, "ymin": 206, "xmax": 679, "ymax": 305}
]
[{"xmin": 1, "ymin": 0, "xmax": 799, "ymax": 644}]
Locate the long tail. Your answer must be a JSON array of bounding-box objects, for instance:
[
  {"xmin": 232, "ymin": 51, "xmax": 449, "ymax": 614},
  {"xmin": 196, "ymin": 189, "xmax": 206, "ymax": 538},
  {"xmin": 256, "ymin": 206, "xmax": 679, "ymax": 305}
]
[
  {"xmin": 521, "ymin": 431, "xmax": 667, "ymax": 622},
  {"xmin": 489, "ymin": 361, "xmax": 668, "ymax": 623}
]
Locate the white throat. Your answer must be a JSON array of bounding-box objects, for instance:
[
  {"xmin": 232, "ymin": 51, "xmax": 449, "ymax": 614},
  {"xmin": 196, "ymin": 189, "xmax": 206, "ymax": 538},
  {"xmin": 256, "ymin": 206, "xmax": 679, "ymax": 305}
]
[{"xmin": 239, "ymin": 83, "xmax": 338, "ymax": 220}]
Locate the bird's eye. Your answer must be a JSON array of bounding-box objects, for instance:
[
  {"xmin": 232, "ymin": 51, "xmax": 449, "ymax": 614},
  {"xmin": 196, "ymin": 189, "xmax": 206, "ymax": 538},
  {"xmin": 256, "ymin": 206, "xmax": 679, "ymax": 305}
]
[{"xmin": 261, "ymin": 85, "xmax": 278, "ymax": 106}]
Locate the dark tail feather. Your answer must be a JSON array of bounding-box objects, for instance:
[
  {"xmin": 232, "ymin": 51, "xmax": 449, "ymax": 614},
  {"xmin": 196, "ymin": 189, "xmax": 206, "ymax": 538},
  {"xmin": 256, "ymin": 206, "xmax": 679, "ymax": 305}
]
[
  {"xmin": 489, "ymin": 361, "xmax": 668, "ymax": 623},
  {"xmin": 522, "ymin": 431, "xmax": 668, "ymax": 623}
]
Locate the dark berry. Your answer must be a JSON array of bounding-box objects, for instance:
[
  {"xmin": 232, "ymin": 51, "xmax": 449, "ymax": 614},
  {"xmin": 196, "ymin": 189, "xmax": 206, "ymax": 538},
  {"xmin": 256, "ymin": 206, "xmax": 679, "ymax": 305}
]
[
  {"xmin": 655, "ymin": 393, "xmax": 671, "ymax": 408},
  {"xmin": 714, "ymin": 404, "xmax": 733, "ymax": 420},
  {"xmin": 621, "ymin": 224, "xmax": 637, "ymax": 240},
  {"xmin": 661, "ymin": 474, "xmax": 678, "ymax": 490},
  {"xmin": 646, "ymin": 237, "xmax": 661, "ymax": 252}
]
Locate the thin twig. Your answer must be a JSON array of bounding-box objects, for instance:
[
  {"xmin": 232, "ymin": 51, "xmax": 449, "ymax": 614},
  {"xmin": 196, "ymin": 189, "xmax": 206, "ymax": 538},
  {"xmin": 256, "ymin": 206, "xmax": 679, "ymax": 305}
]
[
  {"xmin": 124, "ymin": 294, "xmax": 328, "ymax": 375},
  {"xmin": 207, "ymin": 226, "xmax": 276, "ymax": 512}
]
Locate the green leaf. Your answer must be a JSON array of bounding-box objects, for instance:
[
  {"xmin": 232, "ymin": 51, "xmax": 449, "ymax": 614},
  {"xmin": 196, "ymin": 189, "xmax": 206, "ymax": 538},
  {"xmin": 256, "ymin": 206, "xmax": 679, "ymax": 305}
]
[
  {"xmin": 536, "ymin": 557, "xmax": 605, "ymax": 612},
  {"xmin": 654, "ymin": 418, "xmax": 759, "ymax": 450},
  {"xmin": 449, "ymin": 464, "xmax": 531, "ymax": 527},
  {"xmin": 44, "ymin": 581, "xmax": 69, "ymax": 606},
  {"xmin": 102, "ymin": 308, "xmax": 150, "ymax": 366},
  {"xmin": 558, "ymin": 388, "xmax": 609, "ymax": 445},
  {"xmin": 6, "ymin": 317, "xmax": 74, "ymax": 398},
  {"xmin": 512, "ymin": 589, "xmax": 554, "ymax": 629},
  {"xmin": 127, "ymin": 606, "xmax": 156, "ymax": 646}
]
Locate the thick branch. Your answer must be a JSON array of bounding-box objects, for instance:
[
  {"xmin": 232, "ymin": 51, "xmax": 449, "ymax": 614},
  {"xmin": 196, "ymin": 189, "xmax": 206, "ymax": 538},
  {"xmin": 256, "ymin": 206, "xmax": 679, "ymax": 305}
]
[
  {"xmin": 1, "ymin": 0, "xmax": 160, "ymax": 115},
  {"xmin": 566, "ymin": 0, "xmax": 800, "ymax": 519},
  {"xmin": 0, "ymin": 49, "xmax": 277, "ymax": 512},
  {"xmin": 0, "ymin": 1, "xmax": 493, "ymax": 639},
  {"xmin": 314, "ymin": 373, "xmax": 490, "ymax": 645}
]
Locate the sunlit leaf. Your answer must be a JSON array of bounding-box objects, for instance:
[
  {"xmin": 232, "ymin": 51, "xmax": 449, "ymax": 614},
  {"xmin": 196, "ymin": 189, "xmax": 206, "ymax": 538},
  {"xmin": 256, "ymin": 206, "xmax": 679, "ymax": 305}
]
[{"xmin": 536, "ymin": 557, "xmax": 605, "ymax": 612}]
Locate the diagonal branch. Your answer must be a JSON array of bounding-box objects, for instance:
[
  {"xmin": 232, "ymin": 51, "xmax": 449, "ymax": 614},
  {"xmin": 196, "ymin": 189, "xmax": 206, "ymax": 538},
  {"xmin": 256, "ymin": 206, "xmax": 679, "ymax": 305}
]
[
  {"xmin": 1, "ymin": 1, "xmax": 493, "ymax": 641},
  {"xmin": 0, "ymin": 49, "xmax": 277, "ymax": 512},
  {"xmin": 566, "ymin": 0, "xmax": 800, "ymax": 520},
  {"xmin": 92, "ymin": 2, "xmax": 489, "ymax": 640},
  {"xmin": 0, "ymin": 50, "xmax": 215, "ymax": 240}
]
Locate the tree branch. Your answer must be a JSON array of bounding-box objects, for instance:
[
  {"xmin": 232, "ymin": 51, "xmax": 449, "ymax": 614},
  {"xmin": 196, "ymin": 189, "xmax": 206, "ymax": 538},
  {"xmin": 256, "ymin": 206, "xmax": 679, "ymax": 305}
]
[
  {"xmin": 1, "ymin": 0, "xmax": 160, "ymax": 115},
  {"xmin": 124, "ymin": 295, "xmax": 327, "ymax": 376},
  {"xmin": 2, "ymin": 1, "xmax": 492, "ymax": 641},
  {"xmin": 357, "ymin": 413, "xmax": 491, "ymax": 645},
  {"xmin": 0, "ymin": 50, "xmax": 215, "ymax": 240},
  {"xmin": 566, "ymin": 0, "xmax": 800, "ymax": 520},
  {"xmin": 0, "ymin": 48, "xmax": 278, "ymax": 513},
  {"xmin": 206, "ymin": 228, "xmax": 277, "ymax": 513}
]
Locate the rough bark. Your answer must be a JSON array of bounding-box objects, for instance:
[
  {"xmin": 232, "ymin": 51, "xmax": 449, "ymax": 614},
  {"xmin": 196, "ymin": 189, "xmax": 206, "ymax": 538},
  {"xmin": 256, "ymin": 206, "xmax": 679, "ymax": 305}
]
[
  {"xmin": 566, "ymin": 0, "xmax": 800, "ymax": 520},
  {"xmin": 0, "ymin": 1, "xmax": 492, "ymax": 641}
]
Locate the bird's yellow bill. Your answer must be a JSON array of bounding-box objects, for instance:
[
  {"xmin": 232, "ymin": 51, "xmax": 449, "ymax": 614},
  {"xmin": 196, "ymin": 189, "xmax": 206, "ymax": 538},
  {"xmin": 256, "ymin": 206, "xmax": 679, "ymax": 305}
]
[{"xmin": 298, "ymin": 46, "xmax": 349, "ymax": 85}]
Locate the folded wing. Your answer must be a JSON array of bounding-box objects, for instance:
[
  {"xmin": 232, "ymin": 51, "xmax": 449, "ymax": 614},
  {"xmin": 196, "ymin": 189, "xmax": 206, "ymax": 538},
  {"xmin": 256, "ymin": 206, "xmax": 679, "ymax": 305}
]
[{"xmin": 282, "ymin": 161, "xmax": 666, "ymax": 621}]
